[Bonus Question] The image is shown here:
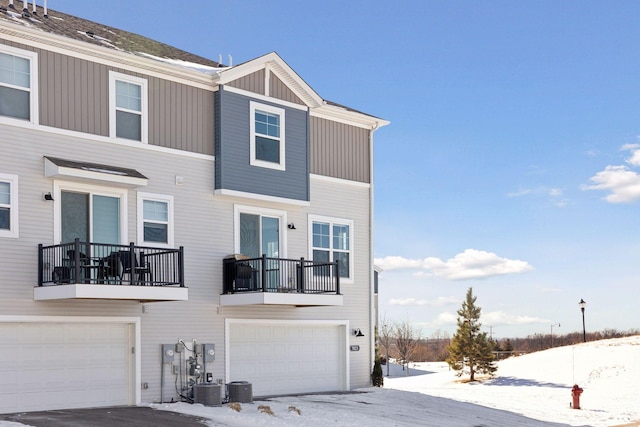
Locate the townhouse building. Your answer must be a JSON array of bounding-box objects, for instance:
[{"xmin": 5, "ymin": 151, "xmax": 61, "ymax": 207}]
[{"xmin": 0, "ymin": 0, "xmax": 387, "ymax": 412}]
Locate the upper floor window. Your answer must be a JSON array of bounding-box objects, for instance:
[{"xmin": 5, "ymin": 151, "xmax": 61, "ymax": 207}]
[
  {"xmin": 137, "ymin": 192, "xmax": 174, "ymax": 247},
  {"xmin": 309, "ymin": 215, "xmax": 353, "ymax": 280},
  {"xmin": 0, "ymin": 45, "xmax": 38, "ymax": 123},
  {"xmin": 250, "ymin": 101, "xmax": 285, "ymax": 171},
  {"xmin": 0, "ymin": 173, "xmax": 19, "ymax": 238},
  {"xmin": 109, "ymin": 71, "xmax": 148, "ymax": 143}
]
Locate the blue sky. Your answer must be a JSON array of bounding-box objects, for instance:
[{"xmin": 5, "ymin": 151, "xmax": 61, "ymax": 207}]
[{"xmin": 49, "ymin": 1, "xmax": 640, "ymax": 338}]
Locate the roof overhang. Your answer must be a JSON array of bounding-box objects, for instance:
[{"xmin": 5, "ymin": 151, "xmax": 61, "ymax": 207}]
[
  {"xmin": 44, "ymin": 156, "xmax": 148, "ymax": 187},
  {"xmin": 213, "ymin": 52, "xmax": 324, "ymax": 108}
]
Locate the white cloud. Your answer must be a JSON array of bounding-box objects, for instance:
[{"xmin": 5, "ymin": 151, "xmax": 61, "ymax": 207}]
[
  {"xmin": 375, "ymin": 249, "xmax": 533, "ymax": 281},
  {"xmin": 483, "ymin": 311, "xmax": 547, "ymax": 326},
  {"xmin": 388, "ymin": 296, "xmax": 459, "ymax": 307},
  {"xmin": 507, "ymin": 187, "xmax": 567, "ymax": 206},
  {"xmin": 583, "ymin": 144, "xmax": 640, "ymax": 203},
  {"xmin": 582, "ymin": 165, "xmax": 640, "ymax": 203}
]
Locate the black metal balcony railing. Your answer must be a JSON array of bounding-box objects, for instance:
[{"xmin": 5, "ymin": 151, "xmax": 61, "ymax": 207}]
[
  {"xmin": 38, "ymin": 238, "xmax": 185, "ymax": 287},
  {"xmin": 223, "ymin": 255, "xmax": 340, "ymax": 295}
]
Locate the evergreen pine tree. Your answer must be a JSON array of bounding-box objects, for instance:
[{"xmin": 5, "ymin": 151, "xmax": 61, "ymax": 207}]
[
  {"xmin": 446, "ymin": 287, "xmax": 497, "ymax": 381},
  {"xmin": 371, "ymin": 358, "xmax": 384, "ymax": 387}
]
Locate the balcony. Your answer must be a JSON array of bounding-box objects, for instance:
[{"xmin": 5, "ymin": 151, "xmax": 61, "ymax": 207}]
[
  {"xmin": 36, "ymin": 239, "xmax": 188, "ymax": 301},
  {"xmin": 220, "ymin": 255, "xmax": 343, "ymax": 307}
]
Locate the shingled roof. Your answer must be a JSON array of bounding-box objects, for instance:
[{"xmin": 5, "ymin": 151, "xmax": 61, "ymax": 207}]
[{"xmin": 0, "ymin": 0, "xmax": 223, "ymax": 67}]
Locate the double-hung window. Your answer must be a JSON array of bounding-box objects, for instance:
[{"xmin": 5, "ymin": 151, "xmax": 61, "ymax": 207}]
[
  {"xmin": 109, "ymin": 71, "xmax": 148, "ymax": 143},
  {"xmin": 310, "ymin": 215, "xmax": 353, "ymax": 280},
  {"xmin": 137, "ymin": 193, "xmax": 174, "ymax": 247},
  {"xmin": 0, "ymin": 173, "xmax": 18, "ymax": 238},
  {"xmin": 250, "ymin": 101, "xmax": 285, "ymax": 170},
  {"xmin": 0, "ymin": 45, "xmax": 38, "ymax": 123}
]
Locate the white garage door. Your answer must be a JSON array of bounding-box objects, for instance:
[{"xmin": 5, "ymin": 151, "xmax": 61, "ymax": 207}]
[
  {"xmin": 0, "ymin": 322, "xmax": 133, "ymax": 414},
  {"xmin": 228, "ymin": 322, "xmax": 346, "ymax": 397}
]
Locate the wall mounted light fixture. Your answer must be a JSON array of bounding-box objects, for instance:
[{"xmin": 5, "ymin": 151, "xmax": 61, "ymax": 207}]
[
  {"xmin": 287, "ymin": 223, "xmax": 296, "ymax": 230},
  {"xmin": 44, "ymin": 192, "xmax": 54, "ymax": 201},
  {"xmin": 353, "ymin": 328, "xmax": 364, "ymax": 337}
]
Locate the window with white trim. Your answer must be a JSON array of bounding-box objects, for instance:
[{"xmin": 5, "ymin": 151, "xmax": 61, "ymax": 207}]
[
  {"xmin": 250, "ymin": 101, "xmax": 285, "ymax": 170},
  {"xmin": 109, "ymin": 71, "xmax": 148, "ymax": 143},
  {"xmin": 0, "ymin": 45, "xmax": 38, "ymax": 123},
  {"xmin": 309, "ymin": 215, "xmax": 353, "ymax": 280},
  {"xmin": 0, "ymin": 173, "xmax": 18, "ymax": 238},
  {"xmin": 137, "ymin": 192, "xmax": 174, "ymax": 247}
]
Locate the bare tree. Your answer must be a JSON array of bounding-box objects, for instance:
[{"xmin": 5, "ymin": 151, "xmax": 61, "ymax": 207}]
[
  {"xmin": 394, "ymin": 320, "xmax": 421, "ymax": 376},
  {"xmin": 378, "ymin": 314, "xmax": 394, "ymax": 377}
]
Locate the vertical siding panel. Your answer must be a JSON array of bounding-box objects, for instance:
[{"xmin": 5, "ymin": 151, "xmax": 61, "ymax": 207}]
[
  {"xmin": 310, "ymin": 117, "xmax": 370, "ymax": 183},
  {"xmin": 53, "ymin": 52, "xmax": 62, "ymax": 127}
]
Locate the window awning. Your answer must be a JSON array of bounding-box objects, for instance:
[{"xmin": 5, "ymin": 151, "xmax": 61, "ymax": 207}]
[{"xmin": 44, "ymin": 156, "xmax": 148, "ymax": 187}]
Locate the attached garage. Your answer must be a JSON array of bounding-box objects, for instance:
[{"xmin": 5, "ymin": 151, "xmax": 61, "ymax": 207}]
[
  {"xmin": 227, "ymin": 320, "xmax": 348, "ymax": 397},
  {"xmin": 0, "ymin": 318, "xmax": 138, "ymax": 414}
]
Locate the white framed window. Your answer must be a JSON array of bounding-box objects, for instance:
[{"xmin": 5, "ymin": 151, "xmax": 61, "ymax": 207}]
[
  {"xmin": 0, "ymin": 173, "xmax": 18, "ymax": 238},
  {"xmin": 0, "ymin": 45, "xmax": 38, "ymax": 124},
  {"xmin": 234, "ymin": 205, "xmax": 287, "ymax": 258},
  {"xmin": 137, "ymin": 192, "xmax": 174, "ymax": 247},
  {"xmin": 53, "ymin": 181, "xmax": 128, "ymax": 245},
  {"xmin": 109, "ymin": 71, "xmax": 148, "ymax": 143},
  {"xmin": 249, "ymin": 101, "xmax": 286, "ymax": 171},
  {"xmin": 309, "ymin": 215, "xmax": 354, "ymax": 281}
]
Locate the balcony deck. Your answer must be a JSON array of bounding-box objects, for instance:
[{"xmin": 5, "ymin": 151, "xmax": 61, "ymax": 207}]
[
  {"xmin": 220, "ymin": 255, "xmax": 343, "ymax": 307},
  {"xmin": 36, "ymin": 239, "xmax": 187, "ymax": 301}
]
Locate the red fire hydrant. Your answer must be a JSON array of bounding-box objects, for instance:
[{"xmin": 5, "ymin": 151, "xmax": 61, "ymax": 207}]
[{"xmin": 571, "ymin": 384, "xmax": 583, "ymax": 409}]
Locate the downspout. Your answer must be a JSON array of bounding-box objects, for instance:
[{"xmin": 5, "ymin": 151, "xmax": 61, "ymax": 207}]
[{"xmin": 368, "ymin": 121, "xmax": 379, "ymax": 377}]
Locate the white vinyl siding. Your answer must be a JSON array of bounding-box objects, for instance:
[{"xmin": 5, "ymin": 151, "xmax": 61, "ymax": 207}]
[
  {"xmin": 109, "ymin": 71, "xmax": 148, "ymax": 143},
  {"xmin": 137, "ymin": 192, "xmax": 174, "ymax": 247},
  {"xmin": 0, "ymin": 173, "xmax": 18, "ymax": 238},
  {"xmin": 0, "ymin": 45, "xmax": 38, "ymax": 124},
  {"xmin": 249, "ymin": 101, "xmax": 286, "ymax": 171}
]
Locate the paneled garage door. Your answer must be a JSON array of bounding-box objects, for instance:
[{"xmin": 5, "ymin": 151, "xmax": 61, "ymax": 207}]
[
  {"xmin": 228, "ymin": 322, "xmax": 346, "ymax": 397},
  {"xmin": 0, "ymin": 322, "xmax": 133, "ymax": 414}
]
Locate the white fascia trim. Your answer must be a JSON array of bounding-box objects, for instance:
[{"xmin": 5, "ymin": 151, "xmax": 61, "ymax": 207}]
[
  {"xmin": 219, "ymin": 292, "xmax": 344, "ymax": 307},
  {"xmin": 215, "ymin": 188, "xmax": 310, "ymax": 207},
  {"xmin": 0, "ymin": 314, "xmax": 142, "ymax": 405},
  {"xmin": 0, "ymin": 26, "xmax": 216, "ymax": 91},
  {"xmin": 224, "ymin": 318, "xmax": 350, "ymax": 390},
  {"xmin": 0, "ymin": 120, "xmax": 215, "ymax": 162},
  {"xmin": 311, "ymin": 106, "xmax": 389, "ymax": 130},
  {"xmin": 310, "ymin": 174, "xmax": 371, "ymax": 188},
  {"xmin": 216, "ymin": 52, "xmax": 323, "ymax": 107},
  {"xmin": 33, "ymin": 284, "xmax": 188, "ymax": 301},
  {"xmin": 223, "ymin": 86, "xmax": 308, "ymax": 111}
]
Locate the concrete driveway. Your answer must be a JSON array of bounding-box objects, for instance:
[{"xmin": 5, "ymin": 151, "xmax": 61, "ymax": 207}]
[{"xmin": 0, "ymin": 406, "xmax": 208, "ymax": 427}]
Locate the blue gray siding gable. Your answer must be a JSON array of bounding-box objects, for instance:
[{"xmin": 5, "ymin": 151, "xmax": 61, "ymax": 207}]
[{"xmin": 214, "ymin": 87, "xmax": 309, "ymax": 202}]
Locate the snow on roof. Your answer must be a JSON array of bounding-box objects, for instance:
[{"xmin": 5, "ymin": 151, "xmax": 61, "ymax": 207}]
[{"xmin": 135, "ymin": 52, "xmax": 230, "ymax": 75}]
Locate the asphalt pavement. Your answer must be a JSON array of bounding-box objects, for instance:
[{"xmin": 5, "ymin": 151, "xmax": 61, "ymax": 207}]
[{"xmin": 0, "ymin": 406, "xmax": 209, "ymax": 427}]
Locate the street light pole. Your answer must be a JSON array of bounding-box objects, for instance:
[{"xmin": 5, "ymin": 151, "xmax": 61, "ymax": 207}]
[
  {"xmin": 550, "ymin": 323, "xmax": 560, "ymax": 348},
  {"xmin": 579, "ymin": 299, "xmax": 586, "ymax": 343}
]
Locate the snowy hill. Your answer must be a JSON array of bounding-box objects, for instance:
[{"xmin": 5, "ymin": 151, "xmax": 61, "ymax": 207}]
[{"xmin": 386, "ymin": 335, "xmax": 640, "ymax": 427}]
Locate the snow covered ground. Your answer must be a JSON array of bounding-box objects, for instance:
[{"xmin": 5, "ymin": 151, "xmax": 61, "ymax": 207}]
[{"xmin": 1, "ymin": 336, "xmax": 637, "ymax": 426}]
